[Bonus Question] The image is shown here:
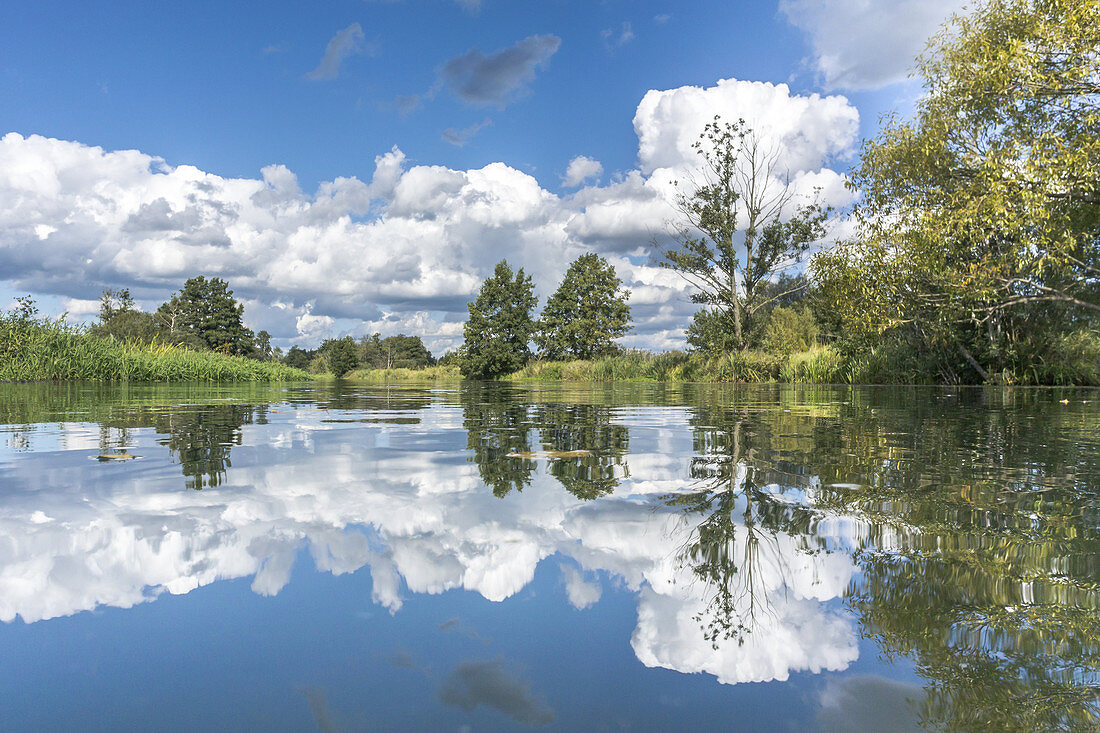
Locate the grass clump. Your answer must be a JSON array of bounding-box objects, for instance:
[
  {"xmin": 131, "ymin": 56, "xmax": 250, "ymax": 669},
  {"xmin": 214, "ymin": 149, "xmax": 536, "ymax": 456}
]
[{"xmin": 1, "ymin": 314, "xmax": 310, "ymax": 382}]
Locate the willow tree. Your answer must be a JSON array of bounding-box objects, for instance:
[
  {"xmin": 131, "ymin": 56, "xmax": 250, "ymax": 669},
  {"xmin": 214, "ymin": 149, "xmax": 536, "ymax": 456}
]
[
  {"xmin": 814, "ymin": 0, "xmax": 1100, "ymax": 381},
  {"xmin": 662, "ymin": 118, "xmax": 829, "ymax": 353}
]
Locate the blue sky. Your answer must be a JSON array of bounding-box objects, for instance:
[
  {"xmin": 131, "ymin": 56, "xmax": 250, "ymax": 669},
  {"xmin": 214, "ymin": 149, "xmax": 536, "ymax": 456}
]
[{"xmin": 0, "ymin": 0, "xmax": 964, "ymax": 352}]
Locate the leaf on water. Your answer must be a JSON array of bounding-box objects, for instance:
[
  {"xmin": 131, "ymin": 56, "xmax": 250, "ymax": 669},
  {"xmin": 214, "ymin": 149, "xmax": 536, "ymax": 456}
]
[{"xmin": 95, "ymin": 453, "xmax": 137, "ymax": 461}]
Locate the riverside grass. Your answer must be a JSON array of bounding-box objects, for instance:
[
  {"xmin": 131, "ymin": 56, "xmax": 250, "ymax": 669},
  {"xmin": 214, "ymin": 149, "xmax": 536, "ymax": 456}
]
[
  {"xmin": 346, "ymin": 347, "xmax": 849, "ymax": 384},
  {"xmin": 349, "ymin": 335, "xmax": 1100, "ymax": 385},
  {"xmin": 1, "ymin": 317, "xmax": 310, "ymax": 382},
  {"xmin": 506, "ymin": 347, "xmax": 847, "ymax": 384},
  {"xmin": 344, "ymin": 364, "xmax": 462, "ymax": 382}
]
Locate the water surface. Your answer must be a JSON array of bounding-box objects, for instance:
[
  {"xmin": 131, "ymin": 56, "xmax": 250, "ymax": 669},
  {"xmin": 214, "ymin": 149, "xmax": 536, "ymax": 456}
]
[{"xmin": 0, "ymin": 382, "xmax": 1097, "ymax": 731}]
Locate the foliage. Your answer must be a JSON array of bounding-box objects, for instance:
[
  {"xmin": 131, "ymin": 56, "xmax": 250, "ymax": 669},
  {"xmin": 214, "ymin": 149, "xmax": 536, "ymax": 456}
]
[
  {"xmin": 759, "ymin": 305, "xmax": 819, "ymax": 355},
  {"xmin": 0, "ymin": 301, "xmax": 309, "ymax": 382},
  {"xmin": 357, "ymin": 333, "xmax": 436, "ymax": 369},
  {"xmin": 814, "ymin": 0, "xmax": 1100, "ymax": 383},
  {"xmin": 662, "ymin": 117, "xmax": 829, "ymax": 351},
  {"xmin": 461, "ymin": 260, "xmax": 538, "ymax": 379},
  {"xmin": 254, "ymin": 330, "xmax": 273, "ymax": 361},
  {"xmin": 535, "ymin": 253, "xmax": 632, "ymax": 359},
  {"xmin": 282, "ymin": 346, "xmax": 315, "ymax": 370},
  {"xmin": 345, "ymin": 364, "xmax": 462, "ymax": 382},
  {"xmin": 326, "ymin": 336, "xmax": 359, "ymax": 378},
  {"xmin": 156, "ymin": 276, "xmax": 254, "ymax": 355}
]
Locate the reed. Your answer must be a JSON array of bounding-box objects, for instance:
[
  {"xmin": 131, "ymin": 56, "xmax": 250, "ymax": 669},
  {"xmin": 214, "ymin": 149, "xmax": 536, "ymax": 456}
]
[{"xmin": 0, "ymin": 316, "xmax": 311, "ymax": 382}]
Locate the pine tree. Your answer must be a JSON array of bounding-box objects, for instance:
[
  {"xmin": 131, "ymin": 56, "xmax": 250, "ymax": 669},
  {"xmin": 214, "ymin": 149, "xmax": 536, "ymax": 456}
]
[
  {"xmin": 157, "ymin": 276, "xmax": 254, "ymax": 355},
  {"xmin": 536, "ymin": 253, "xmax": 632, "ymax": 360},
  {"xmin": 461, "ymin": 260, "xmax": 538, "ymax": 379}
]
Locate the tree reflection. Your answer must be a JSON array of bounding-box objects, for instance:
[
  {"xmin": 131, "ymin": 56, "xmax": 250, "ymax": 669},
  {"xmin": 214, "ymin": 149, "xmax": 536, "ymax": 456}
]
[
  {"xmin": 460, "ymin": 384, "xmax": 537, "ymax": 497},
  {"xmin": 535, "ymin": 402, "xmax": 630, "ymax": 500},
  {"xmin": 807, "ymin": 389, "xmax": 1100, "ymax": 731},
  {"xmin": 153, "ymin": 403, "xmax": 265, "ymax": 490},
  {"xmin": 668, "ymin": 400, "xmax": 828, "ymax": 647}
]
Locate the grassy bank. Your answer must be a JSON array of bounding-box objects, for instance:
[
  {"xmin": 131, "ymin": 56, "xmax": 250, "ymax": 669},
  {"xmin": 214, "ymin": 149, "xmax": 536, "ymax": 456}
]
[
  {"xmin": 344, "ymin": 364, "xmax": 462, "ymax": 382},
  {"xmin": 345, "ymin": 335, "xmax": 1100, "ymax": 386},
  {"xmin": 505, "ymin": 347, "xmax": 846, "ymax": 383},
  {"xmin": 1, "ymin": 317, "xmax": 311, "ymax": 382}
]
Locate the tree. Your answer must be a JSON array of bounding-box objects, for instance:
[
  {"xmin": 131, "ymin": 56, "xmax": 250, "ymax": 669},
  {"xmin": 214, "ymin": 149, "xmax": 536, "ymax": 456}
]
[
  {"xmin": 282, "ymin": 346, "xmax": 314, "ymax": 370},
  {"xmin": 92, "ymin": 288, "xmax": 163, "ymax": 344},
  {"xmin": 98, "ymin": 288, "xmax": 135, "ymax": 323},
  {"xmin": 461, "ymin": 260, "xmax": 538, "ymax": 379},
  {"xmin": 357, "ymin": 333, "xmax": 436, "ymax": 369},
  {"xmin": 254, "ymin": 330, "xmax": 272, "ymax": 361},
  {"xmin": 814, "ymin": 0, "xmax": 1100, "ymax": 381},
  {"xmin": 535, "ymin": 253, "xmax": 632, "ymax": 360},
  {"xmin": 327, "ymin": 336, "xmax": 359, "ymax": 378},
  {"xmin": 662, "ymin": 117, "xmax": 829, "ymax": 353},
  {"xmin": 156, "ymin": 276, "xmax": 254, "ymax": 355}
]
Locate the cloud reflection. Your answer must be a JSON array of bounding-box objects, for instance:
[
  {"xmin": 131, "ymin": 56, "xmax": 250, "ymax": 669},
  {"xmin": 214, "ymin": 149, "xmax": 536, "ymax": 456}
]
[{"xmin": 0, "ymin": 401, "xmax": 861, "ymax": 687}]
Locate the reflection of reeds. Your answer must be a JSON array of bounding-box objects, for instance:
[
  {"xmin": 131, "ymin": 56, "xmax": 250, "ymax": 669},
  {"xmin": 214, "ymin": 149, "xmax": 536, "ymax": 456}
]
[{"xmin": 0, "ymin": 316, "xmax": 310, "ymax": 382}]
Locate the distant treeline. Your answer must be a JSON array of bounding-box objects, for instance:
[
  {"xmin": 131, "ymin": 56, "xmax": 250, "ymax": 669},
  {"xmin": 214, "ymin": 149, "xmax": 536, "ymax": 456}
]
[{"xmin": 283, "ymin": 333, "xmax": 439, "ymax": 377}]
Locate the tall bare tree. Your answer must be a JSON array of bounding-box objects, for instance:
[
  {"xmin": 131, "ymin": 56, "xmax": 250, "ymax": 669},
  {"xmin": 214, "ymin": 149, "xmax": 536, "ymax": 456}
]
[{"xmin": 661, "ymin": 117, "xmax": 829, "ymax": 352}]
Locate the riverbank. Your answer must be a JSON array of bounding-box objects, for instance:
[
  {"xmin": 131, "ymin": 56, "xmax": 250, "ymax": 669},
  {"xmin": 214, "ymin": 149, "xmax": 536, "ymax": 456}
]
[
  {"xmin": 346, "ymin": 337, "xmax": 1100, "ymax": 386},
  {"xmin": 1, "ymin": 318, "xmax": 310, "ymax": 382}
]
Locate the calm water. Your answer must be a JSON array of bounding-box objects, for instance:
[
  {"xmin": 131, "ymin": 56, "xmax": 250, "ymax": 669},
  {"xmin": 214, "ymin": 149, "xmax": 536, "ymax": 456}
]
[{"xmin": 0, "ymin": 382, "xmax": 1097, "ymax": 732}]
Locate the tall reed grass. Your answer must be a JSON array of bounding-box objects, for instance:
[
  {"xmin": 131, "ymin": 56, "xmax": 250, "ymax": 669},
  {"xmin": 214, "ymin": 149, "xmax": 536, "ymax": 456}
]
[
  {"xmin": 506, "ymin": 347, "xmax": 847, "ymax": 383},
  {"xmin": 1, "ymin": 315, "xmax": 311, "ymax": 382}
]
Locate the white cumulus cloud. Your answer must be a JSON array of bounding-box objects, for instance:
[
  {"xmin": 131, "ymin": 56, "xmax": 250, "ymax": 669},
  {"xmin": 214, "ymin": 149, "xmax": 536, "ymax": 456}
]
[
  {"xmin": 0, "ymin": 76, "xmax": 860, "ymax": 353},
  {"xmin": 780, "ymin": 0, "xmax": 966, "ymax": 90},
  {"xmin": 562, "ymin": 155, "xmax": 604, "ymax": 188}
]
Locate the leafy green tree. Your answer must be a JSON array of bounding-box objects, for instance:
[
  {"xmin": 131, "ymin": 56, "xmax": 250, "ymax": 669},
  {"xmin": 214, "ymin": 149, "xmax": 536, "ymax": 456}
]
[
  {"xmin": 814, "ymin": 0, "xmax": 1100, "ymax": 382},
  {"xmin": 535, "ymin": 253, "xmax": 632, "ymax": 360},
  {"xmin": 282, "ymin": 346, "xmax": 314, "ymax": 370},
  {"xmin": 156, "ymin": 276, "xmax": 254, "ymax": 355},
  {"xmin": 90, "ymin": 288, "xmax": 165, "ymax": 344},
  {"xmin": 357, "ymin": 333, "xmax": 436, "ymax": 369},
  {"xmin": 254, "ymin": 330, "xmax": 272, "ymax": 361},
  {"xmin": 461, "ymin": 260, "xmax": 538, "ymax": 379},
  {"xmin": 759, "ymin": 305, "xmax": 819, "ymax": 355},
  {"xmin": 662, "ymin": 118, "xmax": 829, "ymax": 353},
  {"xmin": 327, "ymin": 336, "xmax": 359, "ymax": 377}
]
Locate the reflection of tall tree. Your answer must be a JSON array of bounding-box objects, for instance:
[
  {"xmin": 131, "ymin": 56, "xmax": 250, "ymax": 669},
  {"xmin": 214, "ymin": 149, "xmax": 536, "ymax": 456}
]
[
  {"xmin": 154, "ymin": 404, "xmax": 266, "ymax": 490},
  {"xmin": 535, "ymin": 403, "xmax": 630, "ymax": 500},
  {"xmin": 668, "ymin": 401, "xmax": 826, "ymax": 647},
  {"xmin": 460, "ymin": 385, "xmax": 536, "ymax": 498}
]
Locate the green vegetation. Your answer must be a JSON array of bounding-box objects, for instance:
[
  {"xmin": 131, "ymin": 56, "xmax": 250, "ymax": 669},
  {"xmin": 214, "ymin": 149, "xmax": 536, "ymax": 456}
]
[
  {"xmin": 461, "ymin": 259, "xmax": 538, "ymax": 379},
  {"xmin": 505, "ymin": 346, "xmax": 845, "ymax": 384},
  {"xmin": 661, "ymin": 117, "xmax": 829, "ymax": 354},
  {"xmin": 813, "ymin": 0, "xmax": 1099, "ymax": 384},
  {"xmin": 344, "ymin": 364, "xmax": 462, "ymax": 382},
  {"xmin": 1, "ymin": 304, "xmax": 309, "ymax": 382},
  {"xmin": 326, "ymin": 336, "xmax": 359, "ymax": 378},
  {"xmin": 535, "ymin": 252, "xmax": 632, "ymax": 359}
]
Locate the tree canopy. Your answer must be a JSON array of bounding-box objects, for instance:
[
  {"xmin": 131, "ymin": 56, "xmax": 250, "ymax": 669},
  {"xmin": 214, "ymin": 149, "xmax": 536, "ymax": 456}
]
[
  {"xmin": 156, "ymin": 276, "xmax": 254, "ymax": 355},
  {"xmin": 535, "ymin": 253, "xmax": 632, "ymax": 360},
  {"xmin": 814, "ymin": 0, "xmax": 1100, "ymax": 381},
  {"xmin": 357, "ymin": 333, "xmax": 435, "ymax": 370},
  {"xmin": 461, "ymin": 260, "xmax": 538, "ymax": 379}
]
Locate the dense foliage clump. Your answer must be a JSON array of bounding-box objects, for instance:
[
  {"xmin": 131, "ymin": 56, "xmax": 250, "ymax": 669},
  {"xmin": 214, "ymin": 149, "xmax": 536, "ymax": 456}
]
[{"xmin": 461, "ymin": 260, "xmax": 538, "ymax": 379}]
